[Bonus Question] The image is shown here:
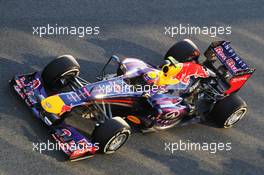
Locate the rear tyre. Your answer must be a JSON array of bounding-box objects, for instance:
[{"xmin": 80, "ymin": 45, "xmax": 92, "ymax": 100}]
[
  {"xmin": 207, "ymin": 94, "xmax": 247, "ymax": 128},
  {"xmin": 92, "ymin": 117, "xmax": 131, "ymax": 154},
  {"xmin": 41, "ymin": 55, "xmax": 80, "ymax": 90},
  {"xmin": 164, "ymin": 39, "xmax": 200, "ymax": 63}
]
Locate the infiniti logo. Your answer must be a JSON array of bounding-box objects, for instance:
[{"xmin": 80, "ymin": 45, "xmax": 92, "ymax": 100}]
[{"xmin": 45, "ymin": 102, "xmax": 52, "ymax": 108}]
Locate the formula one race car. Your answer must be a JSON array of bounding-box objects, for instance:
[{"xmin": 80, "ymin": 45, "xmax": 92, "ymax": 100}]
[{"xmin": 10, "ymin": 39, "xmax": 254, "ymax": 161}]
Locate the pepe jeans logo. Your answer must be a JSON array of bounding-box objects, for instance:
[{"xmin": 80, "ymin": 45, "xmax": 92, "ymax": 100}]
[{"xmin": 231, "ymin": 75, "xmax": 248, "ymax": 83}]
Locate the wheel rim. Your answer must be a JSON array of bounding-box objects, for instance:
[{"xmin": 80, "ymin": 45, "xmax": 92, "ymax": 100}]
[
  {"xmin": 224, "ymin": 108, "xmax": 247, "ymax": 128},
  {"xmin": 105, "ymin": 133, "xmax": 128, "ymax": 153},
  {"xmin": 61, "ymin": 69, "xmax": 79, "ymax": 77},
  {"xmin": 57, "ymin": 69, "xmax": 79, "ymax": 86}
]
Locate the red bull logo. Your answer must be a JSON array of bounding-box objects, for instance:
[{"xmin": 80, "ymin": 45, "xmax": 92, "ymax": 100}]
[
  {"xmin": 174, "ymin": 62, "xmax": 209, "ymax": 85},
  {"xmin": 214, "ymin": 46, "xmax": 227, "ymax": 61}
]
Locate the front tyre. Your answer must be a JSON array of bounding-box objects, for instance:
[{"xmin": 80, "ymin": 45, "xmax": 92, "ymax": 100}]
[
  {"xmin": 207, "ymin": 94, "xmax": 247, "ymax": 128},
  {"xmin": 92, "ymin": 117, "xmax": 131, "ymax": 154},
  {"xmin": 41, "ymin": 55, "xmax": 80, "ymax": 90}
]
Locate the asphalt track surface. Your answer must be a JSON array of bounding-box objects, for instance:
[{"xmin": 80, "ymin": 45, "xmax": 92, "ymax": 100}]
[{"xmin": 0, "ymin": 1, "xmax": 264, "ymax": 175}]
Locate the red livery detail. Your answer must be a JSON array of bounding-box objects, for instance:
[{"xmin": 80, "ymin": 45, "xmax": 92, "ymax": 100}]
[
  {"xmin": 175, "ymin": 62, "xmax": 209, "ymax": 85},
  {"xmin": 225, "ymin": 74, "xmax": 252, "ymax": 94},
  {"xmin": 60, "ymin": 105, "xmax": 72, "ymax": 115}
]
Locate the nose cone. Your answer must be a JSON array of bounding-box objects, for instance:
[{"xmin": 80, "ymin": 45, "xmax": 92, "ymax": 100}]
[{"xmin": 41, "ymin": 95, "xmax": 65, "ymax": 114}]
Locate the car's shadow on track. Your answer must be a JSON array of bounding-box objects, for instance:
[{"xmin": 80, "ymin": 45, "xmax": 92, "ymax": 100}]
[
  {"xmin": 258, "ymin": 148, "xmax": 264, "ymax": 159},
  {"xmin": 0, "ymin": 137, "xmax": 75, "ymax": 174},
  {"xmin": 140, "ymin": 149, "xmax": 212, "ymax": 175},
  {"xmin": 140, "ymin": 148, "xmax": 264, "ymax": 175},
  {"xmin": 222, "ymin": 158, "xmax": 264, "ymax": 175}
]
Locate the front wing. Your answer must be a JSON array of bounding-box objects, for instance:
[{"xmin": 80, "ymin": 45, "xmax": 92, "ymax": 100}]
[{"xmin": 10, "ymin": 72, "xmax": 97, "ymax": 161}]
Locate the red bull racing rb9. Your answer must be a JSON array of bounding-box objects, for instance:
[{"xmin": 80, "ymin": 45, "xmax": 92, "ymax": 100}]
[{"xmin": 10, "ymin": 39, "xmax": 255, "ymax": 161}]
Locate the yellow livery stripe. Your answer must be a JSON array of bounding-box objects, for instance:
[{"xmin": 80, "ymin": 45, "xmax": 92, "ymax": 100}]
[{"xmin": 41, "ymin": 95, "xmax": 65, "ymax": 114}]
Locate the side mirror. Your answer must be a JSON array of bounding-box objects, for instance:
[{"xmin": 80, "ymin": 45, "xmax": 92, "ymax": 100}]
[
  {"xmin": 110, "ymin": 55, "xmax": 121, "ymax": 64},
  {"xmin": 166, "ymin": 56, "xmax": 178, "ymax": 67},
  {"xmin": 101, "ymin": 55, "xmax": 121, "ymax": 79}
]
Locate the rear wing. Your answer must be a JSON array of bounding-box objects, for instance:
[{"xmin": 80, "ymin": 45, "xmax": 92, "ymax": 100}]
[{"xmin": 204, "ymin": 41, "xmax": 255, "ymax": 94}]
